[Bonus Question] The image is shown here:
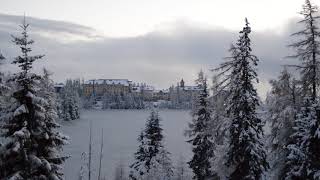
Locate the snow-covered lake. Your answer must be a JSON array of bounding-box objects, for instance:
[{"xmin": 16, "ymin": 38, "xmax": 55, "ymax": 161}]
[{"xmin": 60, "ymin": 109, "xmax": 192, "ymax": 180}]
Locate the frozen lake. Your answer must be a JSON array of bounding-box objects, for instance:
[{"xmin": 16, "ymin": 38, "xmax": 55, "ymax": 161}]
[{"xmin": 60, "ymin": 109, "xmax": 192, "ymax": 180}]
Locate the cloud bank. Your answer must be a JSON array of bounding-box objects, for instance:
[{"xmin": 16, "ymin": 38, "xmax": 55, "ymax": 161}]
[{"xmin": 0, "ymin": 14, "xmax": 300, "ymax": 97}]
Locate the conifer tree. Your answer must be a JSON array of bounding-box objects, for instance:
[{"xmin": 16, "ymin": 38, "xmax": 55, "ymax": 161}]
[
  {"xmin": 282, "ymin": 1, "xmax": 320, "ymax": 179},
  {"xmin": 214, "ymin": 18, "xmax": 268, "ymax": 179},
  {"xmin": 0, "ymin": 17, "xmax": 69, "ymax": 179},
  {"xmin": 266, "ymin": 68, "xmax": 297, "ymax": 179},
  {"xmin": 0, "ymin": 52, "xmax": 6, "ymax": 90},
  {"xmin": 78, "ymin": 152, "xmax": 88, "ymax": 180},
  {"xmin": 284, "ymin": 97, "xmax": 314, "ymax": 179},
  {"xmin": 148, "ymin": 148, "xmax": 174, "ymax": 180},
  {"xmin": 284, "ymin": 96, "xmax": 320, "ymax": 180},
  {"xmin": 38, "ymin": 68, "xmax": 59, "ymax": 119},
  {"xmin": 61, "ymin": 79, "xmax": 80, "ymax": 121},
  {"xmin": 288, "ymin": 0, "xmax": 320, "ymax": 101},
  {"xmin": 129, "ymin": 109, "xmax": 173, "ymax": 180},
  {"xmin": 129, "ymin": 131, "xmax": 147, "ymax": 180},
  {"xmin": 144, "ymin": 109, "xmax": 164, "ymax": 166},
  {"xmin": 0, "ymin": 52, "xmax": 9, "ymax": 111},
  {"xmin": 306, "ymin": 101, "xmax": 320, "ymax": 179},
  {"xmin": 185, "ymin": 70, "xmax": 215, "ymax": 180},
  {"xmin": 208, "ymin": 74, "xmax": 231, "ymax": 178}
]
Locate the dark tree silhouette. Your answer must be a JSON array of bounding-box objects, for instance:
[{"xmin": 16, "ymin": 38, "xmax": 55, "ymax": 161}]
[{"xmin": 214, "ymin": 18, "xmax": 268, "ymax": 180}]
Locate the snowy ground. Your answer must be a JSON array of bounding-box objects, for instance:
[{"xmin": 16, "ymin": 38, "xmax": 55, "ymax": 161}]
[{"xmin": 60, "ymin": 109, "xmax": 192, "ymax": 180}]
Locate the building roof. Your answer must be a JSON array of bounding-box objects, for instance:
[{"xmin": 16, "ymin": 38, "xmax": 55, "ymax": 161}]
[
  {"xmin": 132, "ymin": 85, "xmax": 155, "ymax": 93},
  {"xmin": 154, "ymin": 89, "xmax": 170, "ymax": 93},
  {"xmin": 54, "ymin": 83, "xmax": 64, "ymax": 88},
  {"xmin": 84, "ymin": 79, "xmax": 131, "ymax": 86},
  {"xmin": 144, "ymin": 86, "xmax": 155, "ymax": 91},
  {"xmin": 181, "ymin": 86, "xmax": 202, "ymax": 91}
]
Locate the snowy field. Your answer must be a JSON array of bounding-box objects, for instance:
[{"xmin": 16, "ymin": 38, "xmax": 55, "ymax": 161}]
[{"xmin": 60, "ymin": 109, "xmax": 192, "ymax": 180}]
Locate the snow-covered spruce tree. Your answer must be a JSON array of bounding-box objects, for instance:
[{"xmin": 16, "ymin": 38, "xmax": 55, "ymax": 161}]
[
  {"xmin": 208, "ymin": 74, "xmax": 231, "ymax": 178},
  {"xmin": 0, "ymin": 52, "xmax": 6, "ymax": 91},
  {"xmin": 129, "ymin": 109, "xmax": 174, "ymax": 180},
  {"xmin": 38, "ymin": 68, "xmax": 59, "ymax": 119},
  {"xmin": 0, "ymin": 18, "xmax": 69, "ymax": 179},
  {"xmin": 78, "ymin": 152, "xmax": 88, "ymax": 180},
  {"xmin": 306, "ymin": 100, "xmax": 320, "ymax": 179},
  {"xmin": 0, "ymin": 52, "xmax": 9, "ymax": 111},
  {"xmin": 60, "ymin": 79, "xmax": 80, "ymax": 121},
  {"xmin": 288, "ymin": 0, "xmax": 320, "ymax": 101},
  {"xmin": 129, "ymin": 131, "xmax": 147, "ymax": 180},
  {"xmin": 144, "ymin": 110, "xmax": 164, "ymax": 165},
  {"xmin": 214, "ymin": 18, "xmax": 268, "ymax": 179},
  {"xmin": 185, "ymin": 70, "xmax": 216, "ymax": 180},
  {"xmin": 282, "ymin": 1, "xmax": 320, "ymax": 178},
  {"xmin": 283, "ymin": 97, "xmax": 319, "ymax": 179},
  {"xmin": 146, "ymin": 148, "xmax": 174, "ymax": 180},
  {"xmin": 265, "ymin": 68, "xmax": 297, "ymax": 179}
]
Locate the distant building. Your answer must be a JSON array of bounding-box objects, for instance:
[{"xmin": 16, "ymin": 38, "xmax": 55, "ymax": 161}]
[
  {"xmin": 168, "ymin": 79, "xmax": 201, "ymax": 107},
  {"xmin": 153, "ymin": 89, "xmax": 170, "ymax": 101},
  {"xmin": 54, "ymin": 83, "xmax": 64, "ymax": 93},
  {"xmin": 132, "ymin": 83, "xmax": 155, "ymax": 101},
  {"xmin": 83, "ymin": 79, "xmax": 132, "ymax": 97},
  {"xmin": 178, "ymin": 78, "xmax": 201, "ymax": 93},
  {"xmin": 81, "ymin": 78, "xmax": 200, "ymax": 105},
  {"xmin": 180, "ymin": 79, "xmax": 185, "ymax": 88}
]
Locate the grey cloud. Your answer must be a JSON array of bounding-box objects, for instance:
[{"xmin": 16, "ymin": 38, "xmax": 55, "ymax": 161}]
[
  {"xmin": 0, "ymin": 14, "xmax": 302, "ymax": 96},
  {"xmin": 0, "ymin": 13, "xmax": 100, "ymax": 39}
]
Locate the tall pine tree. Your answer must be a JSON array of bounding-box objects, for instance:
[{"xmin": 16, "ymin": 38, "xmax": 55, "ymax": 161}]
[
  {"xmin": 0, "ymin": 17, "xmax": 69, "ymax": 179},
  {"xmin": 185, "ymin": 70, "xmax": 215, "ymax": 180},
  {"xmin": 288, "ymin": 0, "xmax": 320, "ymax": 101},
  {"xmin": 209, "ymin": 74, "xmax": 231, "ymax": 178},
  {"xmin": 214, "ymin": 18, "xmax": 268, "ymax": 179},
  {"xmin": 129, "ymin": 131, "xmax": 147, "ymax": 180},
  {"xmin": 283, "ymin": 93, "xmax": 320, "ymax": 180},
  {"xmin": 129, "ymin": 108, "xmax": 173, "ymax": 180},
  {"xmin": 266, "ymin": 68, "xmax": 297, "ymax": 179},
  {"xmin": 284, "ymin": 97, "xmax": 319, "ymax": 179},
  {"xmin": 283, "ymin": 1, "xmax": 320, "ymax": 179}
]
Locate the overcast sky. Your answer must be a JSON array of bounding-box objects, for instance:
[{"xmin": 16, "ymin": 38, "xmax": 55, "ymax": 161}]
[
  {"xmin": 0, "ymin": 0, "xmax": 306, "ymax": 37},
  {"xmin": 0, "ymin": 0, "xmax": 316, "ymax": 97}
]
